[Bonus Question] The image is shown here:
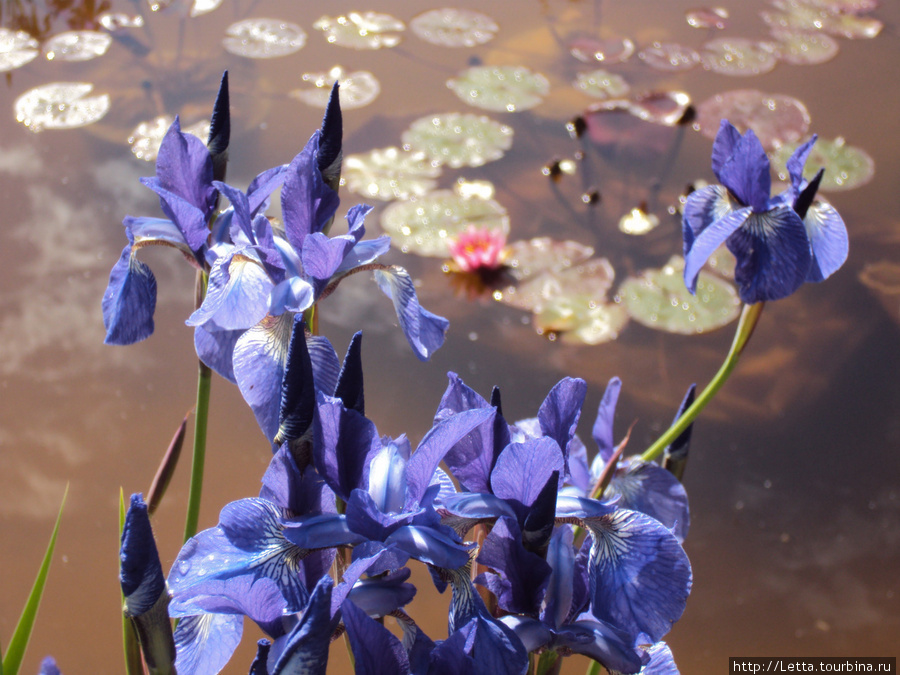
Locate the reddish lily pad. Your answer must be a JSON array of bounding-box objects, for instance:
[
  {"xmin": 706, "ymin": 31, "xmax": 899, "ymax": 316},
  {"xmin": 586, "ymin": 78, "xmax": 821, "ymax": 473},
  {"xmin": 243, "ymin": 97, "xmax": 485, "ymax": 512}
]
[
  {"xmin": 535, "ymin": 296, "xmax": 630, "ymax": 345},
  {"xmin": 770, "ymin": 28, "xmax": 839, "ymax": 65},
  {"xmin": 686, "ymin": 7, "xmax": 730, "ymax": 29},
  {"xmin": 568, "ymin": 34, "xmax": 635, "ymax": 64},
  {"xmin": 573, "ymin": 69, "xmax": 630, "ymax": 100},
  {"xmin": 696, "ymin": 89, "xmax": 811, "ymax": 150}
]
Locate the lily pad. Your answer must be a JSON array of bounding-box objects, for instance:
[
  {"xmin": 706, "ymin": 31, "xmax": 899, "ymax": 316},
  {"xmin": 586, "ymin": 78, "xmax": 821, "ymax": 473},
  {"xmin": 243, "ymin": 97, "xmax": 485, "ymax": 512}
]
[
  {"xmin": 701, "ymin": 37, "xmax": 779, "ymax": 77},
  {"xmin": 129, "ymin": 116, "xmax": 210, "ymax": 162},
  {"xmin": 771, "ymin": 137, "xmax": 875, "ymax": 191},
  {"xmin": 770, "ymin": 28, "xmax": 839, "ymax": 65},
  {"xmin": 696, "ymin": 89, "xmax": 810, "ymax": 150},
  {"xmin": 447, "ymin": 65, "xmax": 549, "ymax": 113},
  {"xmin": 762, "ymin": 3, "xmax": 882, "ymax": 38},
  {"xmin": 638, "ymin": 42, "xmax": 701, "ymax": 72},
  {"xmin": 44, "ymin": 31, "xmax": 112, "ymax": 61},
  {"xmin": 618, "ymin": 256, "xmax": 740, "ymax": 334},
  {"xmin": 535, "ymin": 295, "xmax": 630, "ymax": 345},
  {"xmin": 410, "ymin": 8, "xmax": 498, "ymax": 47},
  {"xmin": 98, "ymin": 13, "xmax": 145, "ymax": 30},
  {"xmin": 629, "ymin": 90, "xmax": 692, "ymax": 126},
  {"xmin": 342, "ymin": 147, "xmax": 441, "ymax": 201},
  {"xmin": 501, "ymin": 237, "xmax": 594, "ymax": 282},
  {"xmin": 582, "ymin": 100, "xmax": 681, "ymax": 161},
  {"xmin": 0, "ymin": 28, "xmax": 40, "ymax": 72},
  {"xmin": 402, "ymin": 112, "xmax": 513, "ymax": 168},
  {"xmin": 290, "ymin": 66, "xmax": 380, "ymax": 109},
  {"xmin": 223, "ymin": 18, "xmax": 306, "ymax": 58},
  {"xmin": 686, "ymin": 7, "xmax": 730, "ymax": 29},
  {"xmin": 568, "ymin": 34, "xmax": 635, "ymax": 64},
  {"xmin": 573, "ymin": 69, "xmax": 630, "ymax": 100},
  {"xmin": 501, "ymin": 257, "xmax": 615, "ymax": 311},
  {"xmin": 15, "ymin": 82, "xmax": 110, "ymax": 132},
  {"xmin": 313, "ymin": 12, "xmax": 404, "ymax": 49},
  {"xmin": 380, "ymin": 190, "xmax": 509, "ymax": 257}
]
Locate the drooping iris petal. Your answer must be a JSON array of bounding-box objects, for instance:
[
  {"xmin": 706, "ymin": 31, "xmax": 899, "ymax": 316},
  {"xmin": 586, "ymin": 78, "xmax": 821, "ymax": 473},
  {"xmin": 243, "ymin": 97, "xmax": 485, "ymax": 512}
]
[
  {"xmin": 270, "ymin": 576, "xmax": 335, "ymax": 675},
  {"xmin": 102, "ymin": 244, "xmax": 157, "ymax": 345},
  {"xmin": 585, "ymin": 509, "xmax": 691, "ymax": 644},
  {"xmin": 374, "ymin": 267, "xmax": 448, "ymax": 360},
  {"xmin": 803, "ymin": 199, "xmax": 849, "ymax": 282},
  {"xmin": 193, "ymin": 324, "xmax": 241, "ymax": 383},
  {"xmin": 342, "ymin": 599, "xmax": 411, "ymax": 675},
  {"xmin": 233, "ymin": 313, "xmax": 294, "ymax": 442},
  {"xmin": 726, "ymin": 207, "xmax": 812, "ymax": 303},
  {"xmin": 609, "ymin": 460, "xmax": 690, "ymax": 543},
  {"xmin": 476, "ymin": 517, "xmax": 551, "ymax": 614},
  {"xmin": 683, "ymin": 205, "xmax": 752, "ymax": 295},
  {"xmin": 173, "ymin": 613, "xmax": 243, "ymax": 675}
]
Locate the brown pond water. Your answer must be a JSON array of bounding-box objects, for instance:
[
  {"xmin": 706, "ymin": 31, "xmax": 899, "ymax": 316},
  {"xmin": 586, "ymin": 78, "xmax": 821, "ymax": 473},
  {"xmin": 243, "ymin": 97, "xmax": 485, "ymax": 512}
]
[{"xmin": 1, "ymin": 0, "xmax": 898, "ymax": 672}]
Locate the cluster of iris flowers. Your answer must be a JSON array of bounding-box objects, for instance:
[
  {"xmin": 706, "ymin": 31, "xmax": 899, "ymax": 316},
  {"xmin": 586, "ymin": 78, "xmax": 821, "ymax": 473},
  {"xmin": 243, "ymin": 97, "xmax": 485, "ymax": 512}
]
[{"xmin": 98, "ymin": 69, "xmax": 847, "ymax": 675}]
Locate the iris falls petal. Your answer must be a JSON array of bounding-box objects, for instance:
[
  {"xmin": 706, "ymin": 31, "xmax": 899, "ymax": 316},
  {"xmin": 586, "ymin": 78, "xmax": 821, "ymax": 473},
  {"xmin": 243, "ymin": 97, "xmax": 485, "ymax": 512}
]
[{"xmin": 374, "ymin": 267, "xmax": 449, "ymax": 360}]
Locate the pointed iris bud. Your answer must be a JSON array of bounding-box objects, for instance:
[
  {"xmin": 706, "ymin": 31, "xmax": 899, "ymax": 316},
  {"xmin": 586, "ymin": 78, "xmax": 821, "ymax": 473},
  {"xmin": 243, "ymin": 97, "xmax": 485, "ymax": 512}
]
[
  {"xmin": 663, "ymin": 384, "xmax": 696, "ymax": 481},
  {"xmin": 208, "ymin": 71, "xmax": 231, "ymax": 184},
  {"xmin": 334, "ymin": 331, "xmax": 364, "ymax": 415},
  {"xmin": 119, "ymin": 493, "xmax": 176, "ymax": 675},
  {"xmin": 792, "ymin": 167, "xmax": 824, "ymax": 221},
  {"xmin": 274, "ymin": 319, "xmax": 315, "ymax": 455},
  {"xmin": 318, "ymin": 82, "xmax": 343, "ymax": 191}
]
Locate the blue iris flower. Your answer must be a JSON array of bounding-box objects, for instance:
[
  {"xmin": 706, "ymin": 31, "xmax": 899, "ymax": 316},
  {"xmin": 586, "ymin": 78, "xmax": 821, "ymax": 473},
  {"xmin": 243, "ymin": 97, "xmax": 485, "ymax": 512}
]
[{"xmin": 683, "ymin": 119, "xmax": 848, "ymax": 303}]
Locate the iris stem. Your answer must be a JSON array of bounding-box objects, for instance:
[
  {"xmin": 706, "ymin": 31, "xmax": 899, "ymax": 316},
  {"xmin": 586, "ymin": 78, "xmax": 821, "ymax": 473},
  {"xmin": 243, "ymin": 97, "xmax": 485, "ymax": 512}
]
[
  {"xmin": 638, "ymin": 301, "xmax": 765, "ymax": 465},
  {"xmin": 183, "ymin": 270, "xmax": 212, "ymax": 542}
]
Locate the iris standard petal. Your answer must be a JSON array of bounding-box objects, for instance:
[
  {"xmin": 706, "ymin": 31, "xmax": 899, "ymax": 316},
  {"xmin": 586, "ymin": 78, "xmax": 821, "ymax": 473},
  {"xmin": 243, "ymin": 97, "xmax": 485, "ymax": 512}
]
[
  {"xmin": 786, "ymin": 135, "xmax": 818, "ymax": 194},
  {"xmin": 592, "ymin": 377, "xmax": 622, "ymax": 465},
  {"xmin": 726, "ymin": 206, "xmax": 811, "ymax": 303},
  {"xmin": 188, "ymin": 249, "xmax": 272, "ymax": 330},
  {"xmin": 173, "ymin": 613, "xmax": 243, "ymax": 675},
  {"xmin": 490, "ymin": 437, "xmax": 565, "ymax": 512},
  {"xmin": 102, "ymin": 244, "xmax": 157, "ymax": 345},
  {"xmin": 154, "ymin": 116, "xmax": 215, "ymax": 218},
  {"xmin": 586, "ymin": 509, "xmax": 692, "ymax": 644},
  {"xmin": 803, "ymin": 199, "xmax": 849, "ymax": 283},
  {"xmin": 140, "ymin": 178, "xmax": 212, "ymax": 253},
  {"xmin": 683, "ymin": 205, "xmax": 752, "ymax": 294},
  {"xmin": 342, "ymin": 599, "xmax": 411, "ymax": 675},
  {"xmin": 374, "ymin": 267, "xmax": 449, "ymax": 361},
  {"xmin": 281, "ymin": 132, "xmax": 340, "ymax": 252},
  {"xmin": 717, "ymin": 128, "xmax": 771, "ymax": 212},
  {"xmin": 233, "ymin": 313, "xmax": 294, "ymax": 442},
  {"xmin": 537, "ymin": 377, "xmax": 587, "ymax": 466},
  {"xmin": 313, "ymin": 392, "xmax": 380, "ymax": 501},
  {"xmin": 301, "ymin": 231, "xmax": 359, "ymax": 288},
  {"xmin": 710, "ymin": 119, "xmax": 742, "ymax": 177}
]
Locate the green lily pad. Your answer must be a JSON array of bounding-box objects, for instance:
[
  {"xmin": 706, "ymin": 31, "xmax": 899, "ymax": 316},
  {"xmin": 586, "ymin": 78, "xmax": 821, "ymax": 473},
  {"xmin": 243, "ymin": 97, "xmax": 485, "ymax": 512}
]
[
  {"xmin": 15, "ymin": 82, "xmax": 110, "ymax": 132},
  {"xmin": 342, "ymin": 147, "xmax": 441, "ymax": 201},
  {"xmin": 223, "ymin": 18, "xmax": 306, "ymax": 58},
  {"xmin": 534, "ymin": 295, "xmax": 630, "ymax": 345},
  {"xmin": 313, "ymin": 12, "xmax": 404, "ymax": 49},
  {"xmin": 771, "ymin": 137, "xmax": 875, "ymax": 191},
  {"xmin": 500, "ymin": 258, "xmax": 615, "ymax": 311},
  {"xmin": 619, "ymin": 256, "xmax": 741, "ymax": 334},
  {"xmin": 770, "ymin": 28, "xmax": 839, "ymax": 65},
  {"xmin": 380, "ymin": 190, "xmax": 509, "ymax": 256},
  {"xmin": 502, "ymin": 237, "xmax": 594, "ymax": 281},
  {"xmin": 129, "ymin": 116, "xmax": 210, "ymax": 162},
  {"xmin": 410, "ymin": 8, "xmax": 498, "ymax": 47},
  {"xmin": 0, "ymin": 28, "xmax": 40, "ymax": 72},
  {"xmin": 447, "ymin": 65, "xmax": 549, "ymax": 112},
  {"xmin": 44, "ymin": 31, "xmax": 112, "ymax": 61},
  {"xmin": 573, "ymin": 69, "xmax": 630, "ymax": 100},
  {"xmin": 402, "ymin": 112, "xmax": 513, "ymax": 168},
  {"xmin": 290, "ymin": 65, "xmax": 380, "ymax": 109},
  {"xmin": 638, "ymin": 42, "xmax": 701, "ymax": 71},
  {"xmin": 700, "ymin": 37, "xmax": 779, "ymax": 77}
]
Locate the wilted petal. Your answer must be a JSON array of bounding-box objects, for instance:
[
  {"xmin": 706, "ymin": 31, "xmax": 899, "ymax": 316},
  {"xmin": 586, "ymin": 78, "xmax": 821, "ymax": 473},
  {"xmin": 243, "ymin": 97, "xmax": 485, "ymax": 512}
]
[
  {"xmin": 102, "ymin": 244, "xmax": 157, "ymax": 345},
  {"xmin": 173, "ymin": 613, "xmax": 243, "ymax": 675},
  {"xmin": 342, "ymin": 599, "xmax": 411, "ymax": 675},
  {"xmin": 374, "ymin": 267, "xmax": 448, "ymax": 360},
  {"xmin": 586, "ymin": 509, "xmax": 691, "ymax": 644}
]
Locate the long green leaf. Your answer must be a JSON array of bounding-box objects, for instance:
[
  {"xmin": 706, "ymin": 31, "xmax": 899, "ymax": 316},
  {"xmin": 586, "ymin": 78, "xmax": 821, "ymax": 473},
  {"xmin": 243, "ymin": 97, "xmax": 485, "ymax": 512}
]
[{"xmin": 2, "ymin": 484, "xmax": 68, "ymax": 675}]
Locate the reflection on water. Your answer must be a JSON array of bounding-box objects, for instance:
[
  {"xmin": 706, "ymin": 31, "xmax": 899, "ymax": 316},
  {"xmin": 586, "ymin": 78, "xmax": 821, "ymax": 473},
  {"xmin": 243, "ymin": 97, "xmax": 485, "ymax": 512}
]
[{"xmin": 1, "ymin": 0, "xmax": 898, "ymax": 672}]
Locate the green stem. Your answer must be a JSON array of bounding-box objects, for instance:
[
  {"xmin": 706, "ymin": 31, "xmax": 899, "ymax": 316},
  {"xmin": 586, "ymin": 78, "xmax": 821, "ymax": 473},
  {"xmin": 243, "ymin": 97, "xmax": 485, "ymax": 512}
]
[
  {"xmin": 639, "ymin": 302, "xmax": 765, "ymax": 465},
  {"xmin": 183, "ymin": 271, "xmax": 212, "ymax": 542},
  {"xmin": 585, "ymin": 660, "xmax": 603, "ymax": 675}
]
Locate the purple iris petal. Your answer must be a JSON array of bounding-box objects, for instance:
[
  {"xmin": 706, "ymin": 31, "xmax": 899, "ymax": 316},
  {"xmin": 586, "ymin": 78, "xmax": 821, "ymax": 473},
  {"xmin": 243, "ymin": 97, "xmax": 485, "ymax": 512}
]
[
  {"xmin": 716, "ymin": 127, "xmax": 771, "ymax": 212},
  {"xmin": 283, "ymin": 512, "xmax": 366, "ymax": 548},
  {"xmin": 309, "ymin": 335, "xmax": 341, "ymax": 398},
  {"xmin": 384, "ymin": 525, "xmax": 472, "ymax": 569},
  {"xmin": 38, "ymin": 657, "xmax": 62, "ymax": 675},
  {"xmin": 188, "ymin": 248, "xmax": 272, "ymax": 330},
  {"xmin": 638, "ymin": 641, "xmax": 680, "ymax": 674},
  {"xmin": 260, "ymin": 447, "xmax": 334, "ymax": 516},
  {"xmin": 585, "ymin": 509, "xmax": 692, "ymax": 644},
  {"xmin": 710, "ymin": 119, "xmax": 742, "ymax": 177},
  {"xmin": 537, "ymin": 377, "xmax": 587, "ymax": 468},
  {"xmin": 313, "ymin": 392, "xmax": 381, "ymax": 500},
  {"xmin": 681, "ymin": 184, "xmax": 733, "ymax": 256},
  {"xmin": 374, "ymin": 267, "xmax": 449, "ymax": 361},
  {"xmin": 102, "ymin": 244, "xmax": 157, "ymax": 345},
  {"xmin": 367, "ymin": 439, "xmax": 410, "ymax": 514},
  {"xmin": 233, "ymin": 313, "xmax": 294, "ymax": 442},
  {"xmin": 153, "ymin": 116, "xmax": 215, "ymax": 220},
  {"xmin": 541, "ymin": 525, "xmax": 575, "ymax": 629},
  {"xmin": 343, "ymin": 600, "xmax": 411, "ymax": 675},
  {"xmin": 726, "ymin": 206, "xmax": 812, "ymax": 303},
  {"xmin": 173, "ymin": 613, "xmax": 243, "ymax": 675},
  {"xmin": 490, "ymin": 437, "xmax": 565, "ymax": 516},
  {"xmin": 592, "ymin": 377, "xmax": 622, "ymax": 465},
  {"xmin": 786, "ymin": 135, "xmax": 818, "ymax": 195},
  {"xmin": 301, "ymin": 231, "xmax": 360, "ymax": 291},
  {"xmin": 193, "ymin": 324, "xmax": 241, "ymax": 383},
  {"xmin": 269, "ymin": 576, "xmax": 335, "ymax": 675},
  {"xmin": 476, "ymin": 517, "xmax": 551, "ymax": 615},
  {"xmin": 683, "ymin": 204, "xmax": 752, "ymax": 294},
  {"xmin": 335, "ymin": 236, "xmax": 392, "ymax": 276},
  {"xmin": 281, "ymin": 133, "xmax": 340, "ymax": 252},
  {"xmin": 803, "ymin": 199, "xmax": 849, "ymax": 283},
  {"xmin": 119, "ymin": 494, "xmax": 164, "ymax": 617},
  {"xmin": 555, "ymin": 618, "xmax": 647, "ymax": 673},
  {"xmin": 247, "ymin": 164, "xmax": 289, "ymax": 216},
  {"xmin": 140, "ymin": 179, "xmax": 212, "ymax": 254},
  {"xmin": 610, "ymin": 459, "xmax": 690, "ymax": 543},
  {"xmin": 460, "ymin": 615, "xmax": 529, "ymax": 675},
  {"xmin": 438, "ymin": 491, "xmax": 519, "ymax": 522},
  {"xmin": 345, "ymin": 568, "xmax": 416, "ymax": 618}
]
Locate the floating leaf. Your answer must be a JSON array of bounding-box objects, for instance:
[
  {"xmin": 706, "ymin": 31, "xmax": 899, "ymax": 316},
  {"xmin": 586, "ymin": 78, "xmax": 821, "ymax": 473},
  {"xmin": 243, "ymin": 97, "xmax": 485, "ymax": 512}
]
[
  {"xmin": 129, "ymin": 116, "xmax": 210, "ymax": 162},
  {"xmin": 502, "ymin": 237, "xmax": 594, "ymax": 282},
  {"xmin": 342, "ymin": 147, "xmax": 440, "ymax": 201},
  {"xmin": 98, "ymin": 12, "xmax": 145, "ymax": 29},
  {"xmin": 771, "ymin": 137, "xmax": 874, "ymax": 191},
  {"xmin": 290, "ymin": 65, "xmax": 380, "ymax": 109},
  {"xmin": 629, "ymin": 90, "xmax": 692, "ymax": 126},
  {"xmin": 501, "ymin": 257, "xmax": 614, "ymax": 311},
  {"xmin": 15, "ymin": 82, "xmax": 110, "ymax": 132},
  {"xmin": 686, "ymin": 7, "xmax": 730, "ymax": 29},
  {"xmin": 619, "ymin": 256, "xmax": 740, "ymax": 334},
  {"xmin": 761, "ymin": 2, "xmax": 882, "ymax": 38},
  {"xmin": 535, "ymin": 296, "xmax": 629, "ymax": 345},
  {"xmin": 223, "ymin": 18, "xmax": 306, "ymax": 58},
  {"xmin": 380, "ymin": 190, "xmax": 509, "ymax": 256},
  {"xmin": 638, "ymin": 42, "xmax": 701, "ymax": 71},
  {"xmin": 770, "ymin": 28, "xmax": 839, "ymax": 65},
  {"xmin": 583, "ymin": 100, "xmax": 680, "ymax": 161},
  {"xmin": 701, "ymin": 37, "xmax": 779, "ymax": 76},
  {"xmin": 44, "ymin": 31, "xmax": 112, "ymax": 61},
  {"xmin": 0, "ymin": 28, "xmax": 40, "ymax": 73},
  {"xmin": 313, "ymin": 12, "xmax": 404, "ymax": 49},
  {"xmin": 568, "ymin": 34, "xmax": 635, "ymax": 64},
  {"xmin": 447, "ymin": 65, "xmax": 549, "ymax": 112},
  {"xmin": 696, "ymin": 89, "xmax": 810, "ymax": 150},
  {"xmin": 573, "ymin": 69, "xmax": 630, "ymax": 100},
  {"xmin": 410, "ymin": 8, "xmax": 498, "ymax": 47},
  {"xmin": 402, "ymin": 112, "xmax": 513, "ymax": 168}
]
